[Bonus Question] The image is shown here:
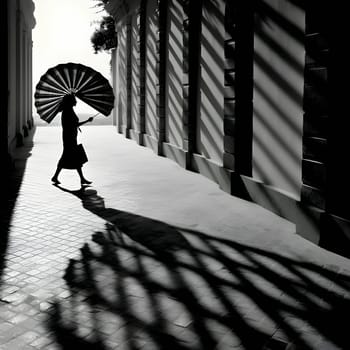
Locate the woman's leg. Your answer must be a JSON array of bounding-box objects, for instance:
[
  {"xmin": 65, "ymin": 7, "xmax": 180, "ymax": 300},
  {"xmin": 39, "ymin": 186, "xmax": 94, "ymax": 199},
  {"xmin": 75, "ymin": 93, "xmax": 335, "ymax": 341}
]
[
  {"xmin": 51, "ymin": 166, "xmax": 62, "ymax": 183},
  {"xmin": 77, "ymin": 167, "xmax": 92, "ymax": 184}
]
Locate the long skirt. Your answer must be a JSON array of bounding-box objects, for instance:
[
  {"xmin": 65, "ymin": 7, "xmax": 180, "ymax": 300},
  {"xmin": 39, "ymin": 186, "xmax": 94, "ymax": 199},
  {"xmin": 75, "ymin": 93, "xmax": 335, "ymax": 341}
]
[{"xmin": 58, "ymin": 144, "xmax": 88, "ymax": 169}]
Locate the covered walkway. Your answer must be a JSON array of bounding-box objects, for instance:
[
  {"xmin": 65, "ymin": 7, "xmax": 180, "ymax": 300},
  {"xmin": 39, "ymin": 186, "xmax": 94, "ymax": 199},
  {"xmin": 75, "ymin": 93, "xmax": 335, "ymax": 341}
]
[{"xmin": 1, "ymin": 125, "xmax": 350, "ymax": 349}]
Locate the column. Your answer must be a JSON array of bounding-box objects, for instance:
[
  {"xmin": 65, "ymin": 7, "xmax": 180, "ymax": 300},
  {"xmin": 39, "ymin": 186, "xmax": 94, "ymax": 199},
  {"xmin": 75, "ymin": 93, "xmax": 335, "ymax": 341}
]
[
  {"xmin": 16, "ymin": 8, "xmax": 24, "ymax": 146},
  {"xmin": 1, "ymin": 0, "xmax": 12, "ymax": 170},
  {"xmin": 319, "ymin": 3, "xmax": 350, "ymax": 256},
  {"xmin": 182, "ymin": 0, "xmax": 202, "ymax": 167},
  {"xmin": 155, "ymin": 0, "xmax": 167, "ymax": 154},
  {"xmin": 301, "ymin": 5, "xmax": 328, "ymax": 210},
  {"xmin": 125, "ymin": 16, "xmax": 132, "ymax": 138},
  {"xmin": 223, "ymin": 1, "xmax": 254, "ymax": 175},
  {"xmin": 136, "ymin": 0, "xmax": 146, "ymax": 145}
]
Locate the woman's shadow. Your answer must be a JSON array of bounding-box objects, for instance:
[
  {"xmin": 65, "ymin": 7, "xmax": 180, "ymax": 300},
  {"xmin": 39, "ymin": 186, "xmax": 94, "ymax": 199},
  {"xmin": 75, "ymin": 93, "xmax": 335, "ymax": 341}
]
[{"xmin": 53, "ymin": 184, "xmax": 189, "ymax": 256}]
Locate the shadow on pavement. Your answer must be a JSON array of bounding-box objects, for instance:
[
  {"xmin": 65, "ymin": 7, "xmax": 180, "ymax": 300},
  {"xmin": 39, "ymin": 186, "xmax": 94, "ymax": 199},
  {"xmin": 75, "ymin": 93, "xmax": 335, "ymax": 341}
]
[
  {"xmin": 48, "ymin": 185, "xmax": 350, "ymax": 350},
  {"xmin": 1, "ymin": 127, "xmax": 35, "ymax": 293}
]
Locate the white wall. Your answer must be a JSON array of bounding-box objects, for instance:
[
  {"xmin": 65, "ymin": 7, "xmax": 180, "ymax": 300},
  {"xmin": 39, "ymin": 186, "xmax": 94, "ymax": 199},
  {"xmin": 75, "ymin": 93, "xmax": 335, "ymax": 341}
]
[
  {"xmin": 198, "ymin": 0, "xmax": 225, "ymax": 164},
  {"xmin": 252, "ymin": 0, "xmax": 305, "ymax": 198}
]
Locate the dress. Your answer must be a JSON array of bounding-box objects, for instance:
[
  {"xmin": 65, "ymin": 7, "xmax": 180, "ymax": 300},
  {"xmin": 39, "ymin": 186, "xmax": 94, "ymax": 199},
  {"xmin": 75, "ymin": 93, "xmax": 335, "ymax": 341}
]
[{"xmin": 57, "ymin": 108, "xmax": 87, "ymax": 169}]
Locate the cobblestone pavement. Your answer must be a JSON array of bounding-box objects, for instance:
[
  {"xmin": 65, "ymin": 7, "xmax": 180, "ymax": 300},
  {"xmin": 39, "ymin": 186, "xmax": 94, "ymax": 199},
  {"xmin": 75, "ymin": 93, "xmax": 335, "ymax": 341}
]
[{"xmin": 1, "ymin": 126, "xmax": 350, "ymax": 350}]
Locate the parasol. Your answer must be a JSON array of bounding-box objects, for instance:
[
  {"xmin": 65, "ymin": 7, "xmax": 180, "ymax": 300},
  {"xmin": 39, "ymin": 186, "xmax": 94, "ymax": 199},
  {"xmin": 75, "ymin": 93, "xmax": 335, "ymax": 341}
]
[{"xmin": 34, "ymin": 63, "xmax": 114, "ymax": 123}]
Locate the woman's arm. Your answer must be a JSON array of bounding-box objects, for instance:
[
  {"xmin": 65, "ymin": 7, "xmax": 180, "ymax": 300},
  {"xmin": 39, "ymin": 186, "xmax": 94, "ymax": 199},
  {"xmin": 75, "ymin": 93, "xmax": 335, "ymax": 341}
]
[{"xmin": 78, "ymin": 117, "xmax": 94, "ymax": 126}]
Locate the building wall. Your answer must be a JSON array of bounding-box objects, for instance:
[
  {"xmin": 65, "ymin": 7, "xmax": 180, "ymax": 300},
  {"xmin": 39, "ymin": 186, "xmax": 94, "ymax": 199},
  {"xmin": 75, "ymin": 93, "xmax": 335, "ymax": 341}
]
[
  {"xmin": 111, "ymin": 46, "xmax": 118, "ymax": 127},
  {"xmin": 164, "ymin": 0, "xmax": 183, "ymax": 148},
  {"xmin": 7, "ymin": 0, "xmax": 18, "ymax": 152},
  {"xmin": 144, "ymin": 0, "xmax": 158, "ymax": 140},
  {"xmin": 197, "ymin": 0, "xmax": 225, "ymax": 165},
  {"xmin": 106, "ymin": 0, "xmax": 350, "ymax": 257},
  {"xmin": 116, "ymin": 21, "xmax": 128, "ymax": 134},
  {"xmin": 7, "ymin": 0, "xmax": 35, "ymax": 156},
  {"xmin": 1, "ymin": 0, "xmax": 9, "ymax": 167},
  {"xmin": 130, "ymin": 14, "xmax": 139, "ymax": 137},
  {"xmin": 252, "ymin": 0, "xmax": 304, "ymax": 199},
  {"xmin": 107, "ymin": 0, "xmax": 305, "ymax": 225}
]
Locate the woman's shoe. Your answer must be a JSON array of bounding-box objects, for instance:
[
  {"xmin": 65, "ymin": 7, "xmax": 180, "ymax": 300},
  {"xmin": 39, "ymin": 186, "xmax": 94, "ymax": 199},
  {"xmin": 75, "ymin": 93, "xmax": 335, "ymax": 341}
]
[{"xmin": 51, "ymin": 177, "xmax": 60, "ymax": 184}]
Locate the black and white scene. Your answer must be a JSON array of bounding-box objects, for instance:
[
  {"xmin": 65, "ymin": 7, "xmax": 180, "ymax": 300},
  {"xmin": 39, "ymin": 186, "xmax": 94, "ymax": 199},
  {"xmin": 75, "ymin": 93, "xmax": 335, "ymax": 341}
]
[{"xmin": 2, "ymin": 0, "xmax": 350, "ymax": 349}]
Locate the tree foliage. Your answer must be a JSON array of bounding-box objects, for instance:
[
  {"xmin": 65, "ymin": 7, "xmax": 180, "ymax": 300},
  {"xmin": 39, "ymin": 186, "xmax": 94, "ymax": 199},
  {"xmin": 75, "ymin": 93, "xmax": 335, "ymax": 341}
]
[{"xmin": 90, "ymin": 15, "xmax": 117, "ymax": 54}]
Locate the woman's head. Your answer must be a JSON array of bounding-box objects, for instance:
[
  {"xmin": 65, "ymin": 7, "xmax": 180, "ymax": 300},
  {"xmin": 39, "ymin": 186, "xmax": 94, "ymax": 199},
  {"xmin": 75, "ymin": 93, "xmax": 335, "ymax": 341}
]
[{"xmin": 59, "ymin": 94, "xmax": 77, "ymax": 110}]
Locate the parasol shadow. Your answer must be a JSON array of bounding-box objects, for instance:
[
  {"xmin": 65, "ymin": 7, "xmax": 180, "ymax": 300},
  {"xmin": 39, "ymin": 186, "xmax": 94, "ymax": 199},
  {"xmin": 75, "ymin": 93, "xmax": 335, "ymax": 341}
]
[{"xmin": 47, "ymin": 184, "xmax": 350, "ymax": 350}]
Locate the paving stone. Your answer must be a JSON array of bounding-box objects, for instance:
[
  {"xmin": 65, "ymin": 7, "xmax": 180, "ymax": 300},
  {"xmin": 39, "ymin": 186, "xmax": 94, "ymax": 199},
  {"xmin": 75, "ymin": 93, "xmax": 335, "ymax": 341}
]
[
  {"xmin": 8, "ymin": 313, "xmax": 30, "ymax": 325},
  {"xmin": 0, "ymin": 309, "xmax": 17, "ymax": 322},
  {"xmin": 0, "ymin": 322, "xmax": 17, "ymax": 344},
  {"xmin": 175, "ymin": 326, "xmax": 202, "ymax": 348},
  {"xmin": 29, "ymin": 336, "xmax": 54, "ymax": 349},
  {"xmin": 1, "ymin": 330, "xmax": 39, "ymax": 349},
  {"xmin": 216, "ymin": 330, "xmax": 242, "ymax": 349}
]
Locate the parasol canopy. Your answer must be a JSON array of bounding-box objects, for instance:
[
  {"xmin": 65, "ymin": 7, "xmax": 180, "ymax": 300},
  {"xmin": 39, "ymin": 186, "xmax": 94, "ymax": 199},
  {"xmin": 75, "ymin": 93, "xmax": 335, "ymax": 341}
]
[{"xmin": 34, "ymin": 63, "xmax": 114, "ymax": 123}]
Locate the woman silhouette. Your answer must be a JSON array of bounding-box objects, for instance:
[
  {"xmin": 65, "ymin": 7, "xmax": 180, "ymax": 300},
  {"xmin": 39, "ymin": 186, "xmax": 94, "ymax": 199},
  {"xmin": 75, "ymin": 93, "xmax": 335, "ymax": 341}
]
[{"xmin": 51, "ymin": 94, "xmax": 93, "ymax": 185}]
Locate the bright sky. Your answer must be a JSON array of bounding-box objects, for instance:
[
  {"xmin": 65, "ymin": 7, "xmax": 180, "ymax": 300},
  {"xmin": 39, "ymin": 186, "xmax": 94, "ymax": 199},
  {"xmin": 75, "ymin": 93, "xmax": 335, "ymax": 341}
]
[{"xmin": 32, "ymin": 0, "xmax": 112, "ymax": 114}]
